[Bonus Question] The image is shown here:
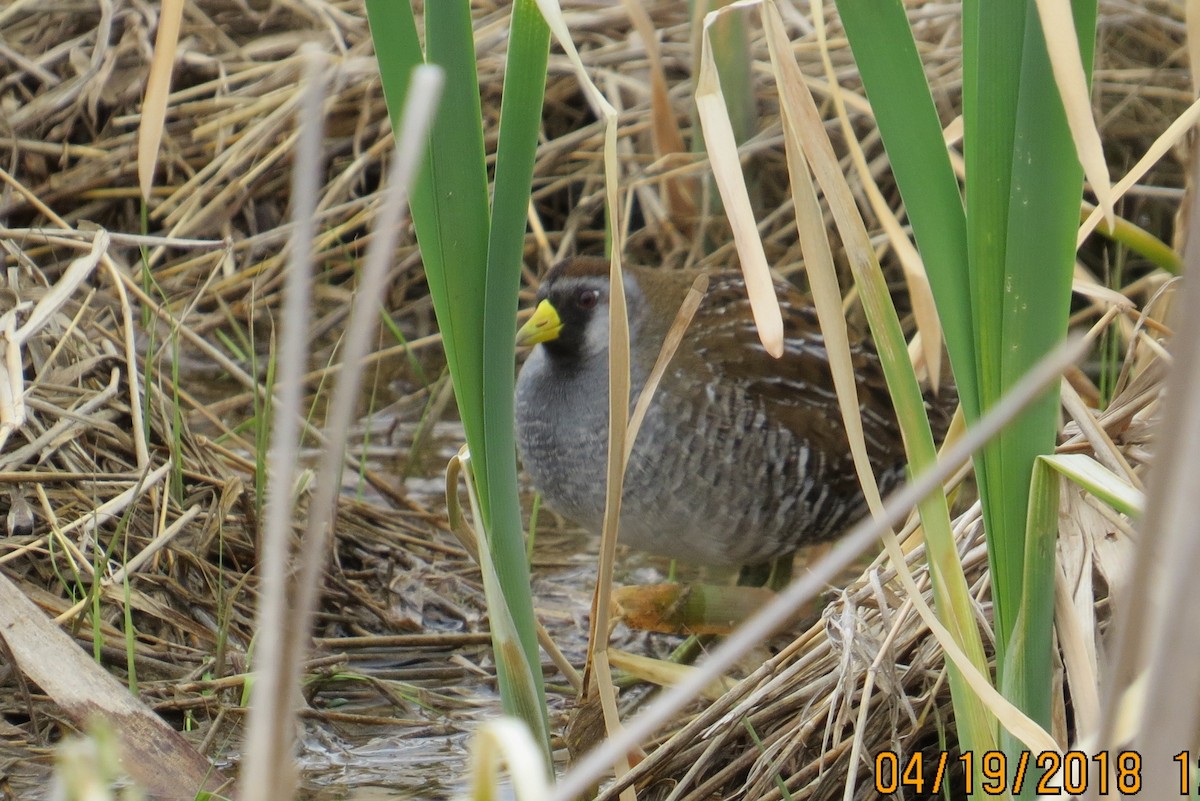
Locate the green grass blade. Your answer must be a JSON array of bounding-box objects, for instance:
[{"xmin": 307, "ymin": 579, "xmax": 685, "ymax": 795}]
[
  {"xmin": 974, "ymin": 24, "xmax": 1103, "ymax": 784},
  {"xmin": 481, "ymin": 0, "xmax": 549, "ymax": 557},
  {"xmin": 834, "ymin": 0, "xmax": 977, "ymax": 419},
  {"xmin": 964, "ymin": 1, "xmax": 1028, "ymax": 672},
  {"xmin": 366, "ymin": 0, "xmax": 491, "ymax": 513},
  {"xmin": 964, "ymin": 0, "xmax": 1025, "ymax": 413},
  {"xmin": 362, "ymin": 2, "xmax": 424, "ymax": 124},
  {"xmin": 1085, "ymin": 205, "xmax": 1182, "ymax": 275},
  {"xmin": 999, "ymin": 455, "xmax": 1060, "ymax": 785},
  {"xmin": 449, "ymin": 451, "xmax": 553, "ymax": 763},
  {"xmin": 415, "ymin": 1, "xmax": 493, "ymax": 507},
  {"xmin": 1041, "ymin": 453, "xmax": 1143, "ymax": 517},
  {"xmin": 366, "ymin": 0, "xmax": 551, "ymax": 758},
  {"xmin": 962, "ymin": 7, "xmax": 1030, "ymax": 694},
  {"xmin": 480, "ymin": 0, "xmax": 552, "ymax": 747},
  {"xmin": 981, "ymin": 2, "xmax": 1098, "ymax": 790}
]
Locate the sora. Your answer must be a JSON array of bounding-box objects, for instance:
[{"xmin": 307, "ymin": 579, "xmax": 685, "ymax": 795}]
[{"xmin": 514, "ymin": 256, "xmax": 944, "ymax": 568}]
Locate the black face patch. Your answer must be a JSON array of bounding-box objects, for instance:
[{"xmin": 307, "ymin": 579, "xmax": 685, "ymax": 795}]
[{"xmin": 540, "ymin": 275, "xmax": 609, "ymax": 363}]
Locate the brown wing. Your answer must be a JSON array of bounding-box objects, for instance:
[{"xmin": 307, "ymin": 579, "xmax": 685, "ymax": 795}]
[{"xmin": 674, "ymin": 273, "xmax": 909, "ymax": 496}]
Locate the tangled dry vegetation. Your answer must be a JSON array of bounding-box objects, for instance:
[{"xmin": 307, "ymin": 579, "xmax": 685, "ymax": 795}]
[{"xmin": 0, "ymin": 0, "xmax": 1185, "ymax": 797}]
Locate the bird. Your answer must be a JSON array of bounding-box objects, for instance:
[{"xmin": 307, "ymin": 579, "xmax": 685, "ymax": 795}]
[{"xmin": 514, "ymin": 256, "xmax": 948, "ymax": 569}]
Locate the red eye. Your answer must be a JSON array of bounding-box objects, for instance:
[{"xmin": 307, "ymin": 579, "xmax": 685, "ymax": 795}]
[{"xmin": 576, "ymin": 288, "xmax": 599, "ymax": 309}]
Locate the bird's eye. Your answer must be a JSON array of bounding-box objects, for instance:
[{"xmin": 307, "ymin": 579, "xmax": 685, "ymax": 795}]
[{"xmin": 576, "ymin": 288, "xmax": 599, "ymax": 309}]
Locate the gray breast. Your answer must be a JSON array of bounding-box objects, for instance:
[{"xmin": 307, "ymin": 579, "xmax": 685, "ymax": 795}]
[{"xmin": 515, "ymin": 347, "xmax": 612, "ymax": 534}]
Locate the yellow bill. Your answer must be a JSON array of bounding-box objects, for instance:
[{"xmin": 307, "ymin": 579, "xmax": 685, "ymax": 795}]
[{"xmin": 516, "ymin": 299, "xmax": 563, "ymax": 346}]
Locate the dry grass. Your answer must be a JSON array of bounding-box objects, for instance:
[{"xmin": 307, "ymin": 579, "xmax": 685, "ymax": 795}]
[{"xmin": 0, "ymin": 0, "xmax": 1185, "ymax": 797}]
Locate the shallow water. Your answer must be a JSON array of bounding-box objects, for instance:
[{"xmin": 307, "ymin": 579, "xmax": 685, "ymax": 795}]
[
  {"xmin": 297, "ymin": 727, "xmax": 480, "ymax": 799},
  {"xmin": 285, "ymin": 430, "xmax": 707, "ymax": 800},
  {"xmin": 286, "ymin": 529, "xmax": 695, "ymax": 799}
]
